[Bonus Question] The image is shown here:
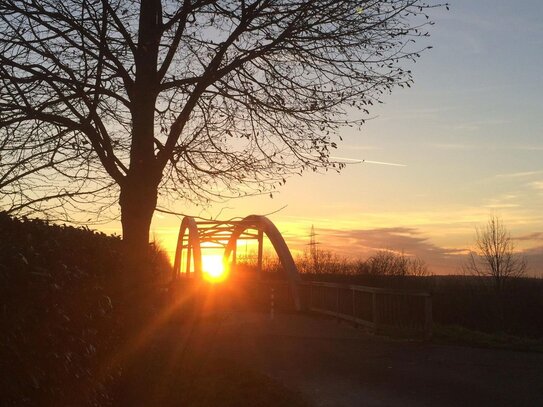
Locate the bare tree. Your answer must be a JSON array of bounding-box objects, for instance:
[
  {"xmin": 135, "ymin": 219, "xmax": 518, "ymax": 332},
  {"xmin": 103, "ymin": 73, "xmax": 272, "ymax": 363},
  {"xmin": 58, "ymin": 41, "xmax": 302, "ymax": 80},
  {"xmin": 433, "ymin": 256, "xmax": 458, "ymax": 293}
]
[
  {"xmin": 366, "ymin": 250, "xmax": 429, "ymax": 276},
  {"xmin": 0, "ymin": 121, "xmax": 116, "ymax": 220},
  {"xmin": 464, "ymin": 215, "xmax": 527, "ymax": 292},
  {"xmin": 367, "ymin": 250, "xmax": 404, "ymax": 275},
  {"xmin": 0, "ymin": 0, "xmax": 443, "ymax": 263},
  {"xmin": 408, "ymin": 256, "xmax": 430, "ymax": 276}
]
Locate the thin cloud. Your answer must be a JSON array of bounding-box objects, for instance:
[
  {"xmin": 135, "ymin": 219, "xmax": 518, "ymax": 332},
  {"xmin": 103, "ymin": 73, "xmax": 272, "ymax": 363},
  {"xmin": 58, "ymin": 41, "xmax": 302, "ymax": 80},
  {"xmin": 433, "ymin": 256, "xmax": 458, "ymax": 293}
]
[
  {"xmin": 515, "ymin": 232, "xmax": 543, "ymax": 242},
  {"xmin": 429, "ymin": 143, "xmax": 474, "ymax": 150},
  {"xmin": 530, "ymin": 181, "xmax": 543, "ymax": 191},
  {"xmin": 308, "ymin": 227, "xmax": 465, "ymax": 274},
  {"xmin": 280, "ymin": 226, "xmax": 543, "ymax": 277},
  {"xmin": 496, "ymin": 171, "xmax": 542, "ymax": 179},
  {"xmin": 430, "ymin": 144, "xmax": 543, "ymax": 152},
  {"xmin": 521, "ymin": 246, "xmax": 543, "ymax": 277},
  {"xmin": 483, "ymin": 203, "xmax": 520, "ymax": 209},
  {"xmin": 515, "ymin": 146, "xmax": 543, "ymax": 151}
]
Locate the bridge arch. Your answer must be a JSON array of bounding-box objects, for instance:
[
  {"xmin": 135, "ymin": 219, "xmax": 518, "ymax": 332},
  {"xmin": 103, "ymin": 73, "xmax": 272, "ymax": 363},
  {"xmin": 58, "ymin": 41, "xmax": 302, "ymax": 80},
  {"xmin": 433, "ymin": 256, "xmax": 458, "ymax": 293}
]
[
  {"xmin": 223, "ymin": 215, "xmax": 301, "ymax": 310},
  {"xmin": 172, "ymin": 214, "xmax": 302, "ymax": 310},
  {"xmin": 172, "ymin": 216, "xmax": 202, "ymax": 280}
]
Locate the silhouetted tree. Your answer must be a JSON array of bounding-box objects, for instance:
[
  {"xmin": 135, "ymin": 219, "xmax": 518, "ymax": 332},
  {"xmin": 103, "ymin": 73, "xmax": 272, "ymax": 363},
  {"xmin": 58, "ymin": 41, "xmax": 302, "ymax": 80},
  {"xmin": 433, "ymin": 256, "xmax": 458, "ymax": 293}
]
[
  {"xmin": 407, "ymin": 256, "xmax": 430, "ymax": 276},
  {"xmin": 0, "ymin": 0, "xmax": 443, "ymax": 262},
  {"xmin": 464, "ymin": 215, "xmax": 527, "ymax": 292},
  {"xmin": 0, "ymin": 121, "xmax": 114, "ymax": 218},
  {"xmin": 366, "ymin": 250, "xmax": 429, "ymax": 276}
]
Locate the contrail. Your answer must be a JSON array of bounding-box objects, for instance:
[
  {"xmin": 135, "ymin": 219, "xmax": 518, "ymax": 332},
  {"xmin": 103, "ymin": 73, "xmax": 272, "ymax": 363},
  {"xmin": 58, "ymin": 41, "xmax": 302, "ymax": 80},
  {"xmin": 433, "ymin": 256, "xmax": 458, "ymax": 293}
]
[
  {"xmin": 363, "ymin": 160, "xmax": 407, "ymax": 167},
  {"xmin": 329, "ymin": 156, "xmax": 407, "ymax": 167}
]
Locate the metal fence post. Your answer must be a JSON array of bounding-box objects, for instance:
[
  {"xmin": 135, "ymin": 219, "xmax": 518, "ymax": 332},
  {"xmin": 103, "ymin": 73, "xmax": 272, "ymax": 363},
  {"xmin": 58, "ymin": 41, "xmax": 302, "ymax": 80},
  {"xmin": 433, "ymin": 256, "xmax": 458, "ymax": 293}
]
[
  {"xmin": 336, "ymin": 286, "xmax": 340, "ymax": 314},
  {"xmin": 372, "ymin": 292, "xmax": 380, "ymax": 333},
  {"xmin": 352, "ymin": 288, "xmax": 356, "ymax": 318},
  {"xmin": 270, "ymin": 287, "xmax": 275, "ymax": 321},
  {"xmin": 424, "ymin": 295, "xmax": 433, "ymax": 339}
]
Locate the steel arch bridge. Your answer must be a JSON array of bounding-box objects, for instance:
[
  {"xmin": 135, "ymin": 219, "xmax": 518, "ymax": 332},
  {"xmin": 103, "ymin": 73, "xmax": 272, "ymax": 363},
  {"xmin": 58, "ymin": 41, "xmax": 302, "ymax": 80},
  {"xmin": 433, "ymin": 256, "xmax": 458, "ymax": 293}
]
[
  {"xmin": 170, "ymin": 214, "xmax": 433, "ymax": 338},
  {"xmin": 172, "ymin": 215, "xmax": 302, "ymax": 310}
]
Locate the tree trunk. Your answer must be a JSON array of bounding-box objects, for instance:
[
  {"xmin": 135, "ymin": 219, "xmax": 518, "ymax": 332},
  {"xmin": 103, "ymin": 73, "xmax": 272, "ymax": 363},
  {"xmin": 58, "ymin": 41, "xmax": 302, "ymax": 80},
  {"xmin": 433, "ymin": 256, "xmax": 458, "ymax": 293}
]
[
  {"xmin": 119, "ymin": 173, "xmax": 159, "ymax": 271},
  {"xmin": 120, "ymin": 183, "xmax": 156, "ymax": 255},
  {"xmin": 115, "ymin": 178, "xmax": 159, "ymax": 376},
  {"xmin": 120, "ymin": 0, "xmax": 162, "ymax": 282},
  {"xmin": 113, "ymin": 2, "xmax": 167, "ymax": 402},
  {"xmin": 118, "ymin": 172, "xmax": 160, "ymax": 320},
  {"xmin": 115, "ymin": 178, "xmax": 161, "ymax": 405}
]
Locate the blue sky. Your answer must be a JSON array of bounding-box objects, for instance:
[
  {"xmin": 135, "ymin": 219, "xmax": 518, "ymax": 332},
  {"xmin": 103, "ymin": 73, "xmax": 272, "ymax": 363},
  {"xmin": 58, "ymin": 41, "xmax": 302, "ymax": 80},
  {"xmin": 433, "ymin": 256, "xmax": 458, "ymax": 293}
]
[{"xmin": 127, "ymin": 0, "xmax": 543, "ymax": 275}]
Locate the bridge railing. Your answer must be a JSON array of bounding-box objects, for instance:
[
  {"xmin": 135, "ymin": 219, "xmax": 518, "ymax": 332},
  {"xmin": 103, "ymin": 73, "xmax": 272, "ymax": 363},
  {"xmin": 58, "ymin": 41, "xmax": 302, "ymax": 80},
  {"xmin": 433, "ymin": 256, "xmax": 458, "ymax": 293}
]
[
  {"xmin": 169, "ymin": 277, "xmax": 432, "ymax": 339},
  {"xmin": 299, "ymin": 281, "xmax": 432, "ymax": 339}
]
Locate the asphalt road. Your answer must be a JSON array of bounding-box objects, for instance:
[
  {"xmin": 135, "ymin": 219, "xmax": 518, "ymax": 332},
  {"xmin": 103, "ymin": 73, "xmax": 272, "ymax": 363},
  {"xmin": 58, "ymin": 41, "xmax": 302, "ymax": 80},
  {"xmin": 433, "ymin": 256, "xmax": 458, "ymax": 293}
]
[{"xmin": 177, "ymin": 312, "xmax": 543, "ymax": 407}]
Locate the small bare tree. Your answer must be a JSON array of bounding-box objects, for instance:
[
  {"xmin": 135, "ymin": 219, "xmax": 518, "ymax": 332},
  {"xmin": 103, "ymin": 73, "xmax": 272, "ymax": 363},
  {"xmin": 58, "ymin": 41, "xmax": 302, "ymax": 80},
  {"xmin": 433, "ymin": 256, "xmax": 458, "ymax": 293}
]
[
  {"xmin": 408, "ymin": 256, "xmax": 430, "ymax": 277},
  {"xmin": 366, "ymin": 250, "xmax": 429, "ymax": 276},
  {"xmin": 465, "ymin": 215, "xmax": 527, "ymax": 292}
]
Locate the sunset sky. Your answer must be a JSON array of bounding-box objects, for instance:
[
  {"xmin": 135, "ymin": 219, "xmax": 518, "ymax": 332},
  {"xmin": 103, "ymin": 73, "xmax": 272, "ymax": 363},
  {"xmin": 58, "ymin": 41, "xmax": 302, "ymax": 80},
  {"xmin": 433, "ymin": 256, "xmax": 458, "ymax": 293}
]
[{"xmin": 102, "ymin": 0, "xmax": 543, "ymax": 275}]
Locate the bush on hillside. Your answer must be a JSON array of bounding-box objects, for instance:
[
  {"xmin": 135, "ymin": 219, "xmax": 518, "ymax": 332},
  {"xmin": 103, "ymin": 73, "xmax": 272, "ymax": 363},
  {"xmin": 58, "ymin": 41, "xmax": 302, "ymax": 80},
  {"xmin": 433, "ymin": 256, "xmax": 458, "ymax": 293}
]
[{"xmin": 0, "ymin": 213, "xmax": 149, "ymax": 405}]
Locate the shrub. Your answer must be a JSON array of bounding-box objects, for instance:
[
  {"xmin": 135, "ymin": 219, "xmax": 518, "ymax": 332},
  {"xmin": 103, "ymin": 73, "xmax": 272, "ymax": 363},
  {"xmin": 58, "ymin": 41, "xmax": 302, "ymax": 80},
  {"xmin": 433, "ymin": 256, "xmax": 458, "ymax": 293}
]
[{"xmin": 0, "ymin": 213, "xmax": 120, "ymax": 405}]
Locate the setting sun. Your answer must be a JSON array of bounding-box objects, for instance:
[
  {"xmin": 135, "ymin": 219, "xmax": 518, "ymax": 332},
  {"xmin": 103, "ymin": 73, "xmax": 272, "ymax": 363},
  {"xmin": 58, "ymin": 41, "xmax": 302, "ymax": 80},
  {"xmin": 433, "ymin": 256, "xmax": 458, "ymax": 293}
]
[{"xmin": 202, "ymin": 254, "xmax": 228, "ymax": 282}]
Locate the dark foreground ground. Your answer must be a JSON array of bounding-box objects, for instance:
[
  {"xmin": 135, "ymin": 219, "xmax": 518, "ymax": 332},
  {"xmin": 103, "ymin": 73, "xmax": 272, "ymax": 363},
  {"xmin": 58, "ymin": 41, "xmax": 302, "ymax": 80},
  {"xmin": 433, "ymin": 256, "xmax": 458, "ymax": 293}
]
[{"xmin": 168, "ymin": 311, "xmax": 543, "ymax": 407}]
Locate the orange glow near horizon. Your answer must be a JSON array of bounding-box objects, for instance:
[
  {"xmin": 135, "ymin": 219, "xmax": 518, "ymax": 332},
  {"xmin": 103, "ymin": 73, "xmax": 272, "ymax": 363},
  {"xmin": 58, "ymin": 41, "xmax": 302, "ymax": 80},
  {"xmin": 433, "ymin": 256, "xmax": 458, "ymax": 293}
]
[{"xmin": 202, "ymin": 254, "xmax": 228, "ymax": 282}]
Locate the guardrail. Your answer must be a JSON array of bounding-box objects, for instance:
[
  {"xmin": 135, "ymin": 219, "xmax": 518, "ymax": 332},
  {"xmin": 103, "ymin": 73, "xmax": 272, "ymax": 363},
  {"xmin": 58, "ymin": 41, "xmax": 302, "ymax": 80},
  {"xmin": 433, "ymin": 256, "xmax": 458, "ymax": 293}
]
[
  {"xmin": 169, "ymin": 277, "xmax": 432, "ymax": 338},
  {"xmin": 300, "ymin": 282, "xmax": 432, "ymax": 339}
]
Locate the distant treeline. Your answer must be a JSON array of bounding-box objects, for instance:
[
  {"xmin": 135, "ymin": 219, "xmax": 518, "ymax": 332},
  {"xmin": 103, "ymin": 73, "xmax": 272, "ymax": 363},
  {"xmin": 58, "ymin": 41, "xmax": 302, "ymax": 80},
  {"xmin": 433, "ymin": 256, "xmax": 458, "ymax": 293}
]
[{"xmin": 237, "ymin": 248, "xmax": 430, "ymax": 277}]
